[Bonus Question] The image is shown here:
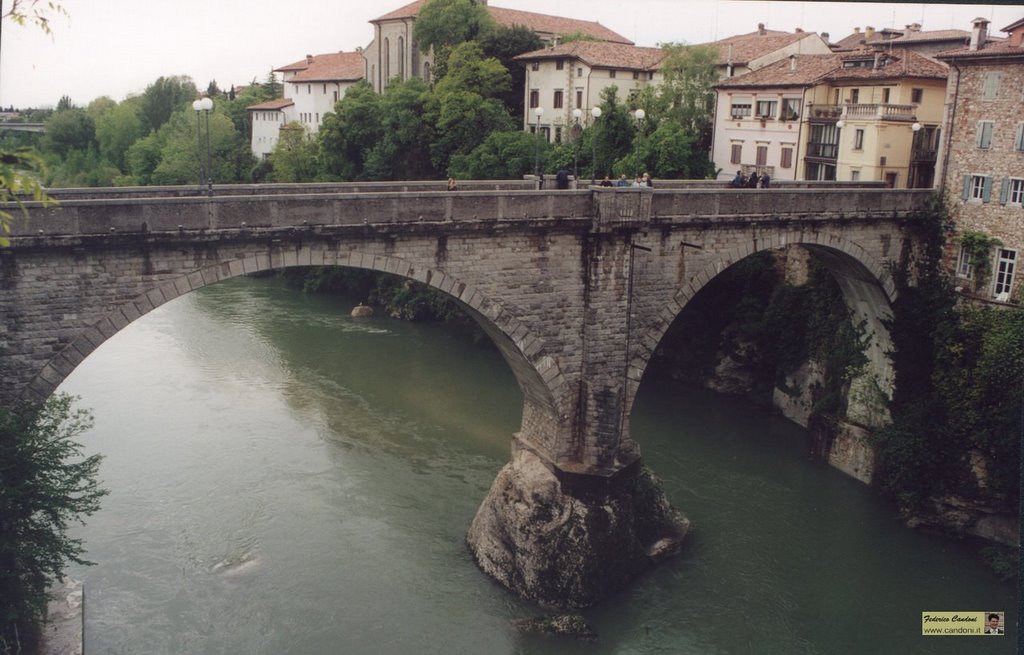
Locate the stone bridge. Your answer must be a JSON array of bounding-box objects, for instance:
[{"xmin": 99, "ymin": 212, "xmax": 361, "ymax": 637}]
[{"xmin": 0, "ymin": 181, "xmax": 933, "ymax": 606}]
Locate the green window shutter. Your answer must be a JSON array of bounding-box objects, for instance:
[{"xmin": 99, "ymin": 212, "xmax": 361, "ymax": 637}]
[
  {"xmin": 1000, "ymin": 178, "xmax": 1009, "ymax": 205},
  {"xmin": 962, "ymin": 175, "xmax": 971, "ymax": 200},
  {"xmin": 1016, "ymin": 123, "xmax": 1024, "ymax": 151},
  {"xmin": 982, "ymin": 176, "xmax": 993, "ymax": 203}
]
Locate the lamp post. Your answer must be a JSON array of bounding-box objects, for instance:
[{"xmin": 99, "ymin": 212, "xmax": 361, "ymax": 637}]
[
  {"xmin": 533, "ymin": 107, "xmax": 545, "ymax": 188},
  {"xmin": 192, "ymin": 97, "xmax": 214, "ymax": 196},
  {"xmin": 633, "ymin": 108, "xmax": 646, "ymax": 181},
  {"xmin": 572, "ymin": 108, "xmax": 582, "ymax": 186},
  {"xmin": 910, "ymin": 122, "xmax": 922, "ymax": 188},
  {"xmin": 590, "ymin": 106, "xmax": 602, "ymax": 185}
]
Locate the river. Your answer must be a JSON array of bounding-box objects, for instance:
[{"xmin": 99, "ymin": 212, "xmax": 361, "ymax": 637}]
[{"xmin": 59, "ymin": 275, "xmax": 1016, "ymax": 654}]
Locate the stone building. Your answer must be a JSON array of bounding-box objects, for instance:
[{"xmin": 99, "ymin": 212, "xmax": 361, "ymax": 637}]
[{"xmin": 936, "ymin": 17, "xmax": 1024, "ymax": 302}]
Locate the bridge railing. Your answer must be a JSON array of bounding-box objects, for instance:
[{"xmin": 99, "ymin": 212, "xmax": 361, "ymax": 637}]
[{"xmin": 6, "ymin": 185, "xmax": 935, "ymax": 239}]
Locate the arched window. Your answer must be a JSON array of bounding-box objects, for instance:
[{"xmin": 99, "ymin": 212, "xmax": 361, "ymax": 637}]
[
  {"xmin": 398, "ymin": 37, "xmax": 405, "ymax": 77},
  {"xmin": 423, "ymin": 62, "xmax": 431, "ymax": 83},
  {"xmin": 383, "ymin": 38, "xmax": 390, "ymax": 83}
]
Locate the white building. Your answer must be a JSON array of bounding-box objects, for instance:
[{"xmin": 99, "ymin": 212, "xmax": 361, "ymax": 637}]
[
  {"xmin": 514, "ymin": 42, "xmax": 665, "ymax": 142},
  {"xmin": 709, "ymin": 24, "xmax": 833, "ymax": 79},
  {"xmin": 247, "ymin": 51, "xmax": 365, "ymax": 158}
]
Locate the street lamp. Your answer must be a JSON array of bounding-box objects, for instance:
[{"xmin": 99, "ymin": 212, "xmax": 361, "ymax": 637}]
[
  {"xmin": 533, "ymin": 107, "xmax": 545, "ymax": 188},
  {"xmin": 590, "ymin": 106, "xmax": 602, "ymax": 185},
  {"xmin": 572, "ymin": 108, "xmax": 582, "ymax": 185},
  {"xmin": 192, "ymin": 97, "xmax": 214, "ymax": 196},
  {"xmin": 633, "ymin": 108, "xmax": 646, "ymax": 180}
]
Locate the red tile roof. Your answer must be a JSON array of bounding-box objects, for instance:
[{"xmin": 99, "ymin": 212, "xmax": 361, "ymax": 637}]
[
  {"xmin": 276, "ymin": 52, "xmax": 365, "ymax": 82},
  {"xmin": 371, "ymin": 1, "xmax": 632, "ymax": 44},
  {"xmin": 936, "ymin": 38, "xmax": 1024, "ymax": 61},
  {"xmin": 515, "ymin": 41, "xmax": 665, "ymax": 70},
  {"xmin": 826, "ymin": 49, "xmax": 948, "ymax": 81},
  {"xmin": 715, "ymin": 54, "xmax": 841, "ymax": 88},
  {"xmin": 246, "ymin": 98, "xmax": 295, "ymax": 111},
  {"xmin": 706, "ymin": 29, "xmax": 825, "ymax": 66}
]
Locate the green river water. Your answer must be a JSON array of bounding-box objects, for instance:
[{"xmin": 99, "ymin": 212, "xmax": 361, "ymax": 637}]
[{"xmin": 58, "ymin": 276, "xmax": 1016, "ymax": 654}]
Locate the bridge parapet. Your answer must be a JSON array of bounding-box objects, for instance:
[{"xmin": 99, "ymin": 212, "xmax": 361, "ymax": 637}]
[{"xmin": 9, "ymin": 187, "xmax": 934, "ymax": 240}]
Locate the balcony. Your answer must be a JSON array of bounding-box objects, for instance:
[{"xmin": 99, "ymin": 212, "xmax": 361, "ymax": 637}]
[
  {"xmin": 809, "ymin": 105, "xmax": 843, "ymax": 120},
  {"xmin": 805, "ymin": 143, "xmax": 839, "ymax": 159},
  {"xmin": 841, "ymin": 103, "xmax": 917, "ymax": 122}
]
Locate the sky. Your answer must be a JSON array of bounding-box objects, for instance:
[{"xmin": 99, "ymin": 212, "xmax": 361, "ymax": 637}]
[{"xmin": 1, "ymin": 0, "xmax": 1020, "ymax": 109}]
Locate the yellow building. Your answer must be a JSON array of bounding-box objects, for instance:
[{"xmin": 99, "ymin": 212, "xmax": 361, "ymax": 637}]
[{"xmin": 803, "ymin": 48, "xmax": 948, "ymax": 187}]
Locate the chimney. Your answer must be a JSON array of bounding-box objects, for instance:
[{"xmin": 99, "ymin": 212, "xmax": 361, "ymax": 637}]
[
  {"xmin": 758, "ymin": 23, "xmax": 766, "ymax": 35},
  {"xmin": 854, "ymin": 27, "xmax": 861, "ymax": 34},
  {"xmin": 872, "ymin": 42, "xmax": 886, "ymax": 69},
  {"xmin": 906, "ymin": 23, "xmax": 921, "ymax": 32},
  {"xmin": 795, "ymin": 27, "xmax": 803, "ymax": 33},
  {"xmin": 306, "ymin": 54, "xmax": 314, "ymax": 64},
  {"xmin": 789, "ymin": 54, "xmax": 797, "ymax": 72},
  {"xmin": 970, "ymin": 17, "xmax": 989, "ymax": 51},
  {"xmin": 864, "ymin": 26, "xmax": 875, "ymax": 39},
  {"xmin": 821, "ymin": 32, "xmax": 830, "ymax": 42}
]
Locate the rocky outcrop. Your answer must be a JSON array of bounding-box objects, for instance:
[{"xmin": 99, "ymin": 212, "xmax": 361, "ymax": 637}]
[
  {"xmin": 905, "ymin": 494, "xmax": 1019, "ymax": 546},
  {"xmin": 466, "ymin": 449, "xmax": 689, "ymax": 608},
  {"xmin": 350, "ymin": 303, "xmax": 373, "ymax": 318}
]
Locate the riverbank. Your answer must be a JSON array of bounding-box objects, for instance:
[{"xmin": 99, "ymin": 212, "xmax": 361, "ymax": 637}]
[{"xmin": 39, "ymin": 578, "xmax": 83, "ymax": 655}]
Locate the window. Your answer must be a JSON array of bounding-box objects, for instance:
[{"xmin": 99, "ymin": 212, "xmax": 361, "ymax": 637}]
[
  {"xmin": 850, "ymin": 169, "xmax": 860, "ymax": 181},
  {"xmin": 1002, "ymin": 178, "xmax": 1024, "ymax": 205},
  {"xmin": 911, "ymin": 88, "xmax": 923, "ymax": 104},
  {"xmin": 398, "ymin": 37, "xmax": 406, "ymax": 77},
  {"xmin": 730, "ymin": 143, "xmax": 742, "ymax": 164},
  {"xmin": 854, "ymin": 129, "xmax": 865, "ymax": 150},
  {"xmin": 531, "ymin": 62, "xmax": 539, "ymax": 71},
  {"xmin": 781, "ymin": 98, "xmax": 800, "ymax": 120},
  {"xmin": 994, "ymin": 249, "xmax": 1016, "ymax": 297},
  {"xmin": 333, "ymin": 90, "xmax": 339, "ymax": 102},
  {"xmin": 730, "ymin": 101, "xmax": 752, "ymax": 118},
  {"xmin": 982, "ymin": 71, "xmax": 1002, "ymax": 101},
  {"xmin": 576, "ymin": 90, "xmax": 583, "ymax": 107},
  {"xmin": 850, "ymin": 89, "xmax": 860, "ymax": 103},
  {"xmin": 964, "ymin": 174, "xmax": 992, "ymax": 202},
  {"xmin": 553, "ymin": 90, "xmax": 563, "ymax": 109},
  {"xmin": 756, "ymin": 100, "xmax": 777, "ymax": 118},
  {"xmin": 881, "ymin": 88, "xmax": 890, "ymax": 103},
  {"xmin": 756, "ymin": 145, "xmax": 768, "ymax": 166},
  {"xmin": 976, "ymin": 120, "xmax": 994, "ymax": 149},
  {"xmin": 529, "ymin": 90, "xmax": 539, "ymax": 108},
  {"xmin": 307, "ymin": 85, "xmax": 311, "ymax": 94},
  {"xmin": 956, "ymin": 246, "xmax": 974, "ymax": 279},
  {"xmin": 556, "ymin": 59, "xmax": 564, "ymax": 70},
  {"xmin": 1015, "ymin": 123, "xmax": 1024, "ymax": 151},
  {"xmin": 555, "ymin": 126, "xmax": 563, "ymax": 143},
  {"xmin": 577, "ymin": 67, "xmax": 583, "ymax": 76},
  {"xmin": 780, "ymin": 147, "xmax": 793, "ymax": 168},
  {"xmin": 609, "ymin": 70, "xmax": 616, "ymax": 79}
]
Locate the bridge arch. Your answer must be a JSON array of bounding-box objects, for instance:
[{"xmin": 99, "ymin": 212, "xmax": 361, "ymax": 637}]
[
  {"xmin": 626, "ymin": 232, "xmax": 898, "ymax": 429},
  {"xmin": 21, "ymin": 248, "xmax": 567, "ymax": 430}
]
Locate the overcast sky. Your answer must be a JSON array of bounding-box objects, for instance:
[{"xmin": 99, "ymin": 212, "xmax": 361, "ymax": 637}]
[{"xmin": 1, "ymin": 1, "xmax": 1019, "ymax": 109}]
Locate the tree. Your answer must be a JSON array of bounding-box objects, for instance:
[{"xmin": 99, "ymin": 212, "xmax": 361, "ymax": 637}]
[
  {"xmin": 0, "ymin": 394, "xmax": 107, "ymax": 653},
  {"xmin": 592, "ymin": 86, "xmax": 635, "ymax": 177},
  {"xmin": 427, "ymin": 42, "xmax": 513, "ymax": 173},
  {"xmin": 1, "ymin": 0, "xmax": 67, "ymax": 34},
  {"xmin": 448, "ymin": 129, "xmax": 540, "ymax": 179},
  {"xmin": 94, "ymin": 98, "xmax": 145, "ymax": 172},
  {"xmin": 319, "ymin": 80, "xmax": 382, "ymax": 180},
  {"xmin": 0, "ymin": 148, "xmax": 54, "ymax": 246},
  {"xmin": 650, "ymin": 43, "xmax": 718, "ymax": 167},
  {"xmin": 363, "ymin": 78, "xmax": 435, "ymax": 180},
  {"xmin": 268, "ymin": 124, "xmax": 321, "ymax": 182},
  {"xmin": 140, "ymin": 75, "xmax": 196, "ymax": 134},
  {"xmin": 413, "ymin": 0, "xmax": 493, "ymax": 78},
  {"xmin": 41, "ymin": 107, "xmax": 95, "ymax": 158},
  {"xmin": 148, "ymin": 108, "xmax": 253, "ymax": 185},
  {"xmin": 478, "ymin": 24, "xmax": 544, "ymax": 119}
]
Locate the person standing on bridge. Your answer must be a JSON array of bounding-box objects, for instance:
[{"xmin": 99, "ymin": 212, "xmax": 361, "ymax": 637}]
[
  {"xmin": 730, "ymin": 170, "xmax": 745, "ymax": 188},
  {"xmin": 555, "ymin": 168, "xmax": 570, "ymax": 190},
  {"xmin": 747, "ymin": 171, "xmax": 759, "ymax": 188},
  {"xmin": 447, "ymin": 177, "xmax": 458, "ymax": 191},
  {"xmin": 759, "ymin": 172, "xmax": 770, "ymax": 189}
]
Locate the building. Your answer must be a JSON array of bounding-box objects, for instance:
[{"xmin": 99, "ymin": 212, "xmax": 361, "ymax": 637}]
[
  {"xmin": 246, "ymin": 51, "xmax": 364, "ymax": 159},
  {"xmin": 712, "ymin": 46, "xmax": 946, "ymax": 186},
  {"xmin": 833, "ymin": 24, "xmax": 973, "ymax": 59},
  {"xmin": 514, "ymin": 42, "xmax": 665, "ymax": 142},
  {"xmin": 248, "ymin": 98, "xmax": 295, "ymax": 160},
  {"xmin": 713, "ymin": 53, "xmax": 841, "ymax": 182},
  {"xmin": 936, "ymin": 17, "xmax": 1024, "ymax": 302},
  {"xmin": 362, "ymin": 0, "xmax": 632, "ymax": 93},
  {"xmin": 708, "ymin": 24, "xmax": 833, "ymax": 79},
  {"xmin": 817, "ymin": 47, "xmax": 947, "ymax": 187}
]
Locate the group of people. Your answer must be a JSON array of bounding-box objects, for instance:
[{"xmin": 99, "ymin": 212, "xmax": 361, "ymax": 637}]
[
  {"xmin": 598, "ymin": 173, "xmax": 653, "ymax": 188},
  {"xmin": 730, "ymin": 170, "xmax": 771, "ymax": 189}
]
